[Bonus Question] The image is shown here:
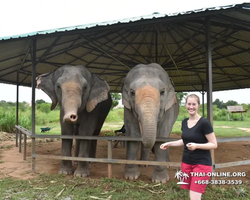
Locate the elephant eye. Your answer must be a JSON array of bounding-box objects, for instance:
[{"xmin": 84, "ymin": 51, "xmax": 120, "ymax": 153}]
[
  {"xmin": 57, "ymin": 84, "xmax": 61, "ymax": 90},
  {"xmin": 130, "ymin": 90, "xmax": 135, "ymax": 97},
  {"xmin": 160, "ymin": 89, "xmax": 165, "ymax": 96}
]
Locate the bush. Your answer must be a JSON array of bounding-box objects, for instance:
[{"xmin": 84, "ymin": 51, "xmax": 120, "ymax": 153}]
[{"xmin": 105, "ymin": 108, "xmax": 123, "ymax": 122}]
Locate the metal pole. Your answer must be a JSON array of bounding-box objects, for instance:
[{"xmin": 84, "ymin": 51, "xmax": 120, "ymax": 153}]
[
  {"xmin": 202, "ymin": 84, "xmax": 205, "ymax": 117},
  {"xmin": 16, "ymin": 72, "xmax": 19, "ymax": 147},
  {"xmin": 206, "ymin": 16, "xmax": 215, "ymax": 171},
  {"xmin": 31, "ymin": 39, "xmax": 37, "ymax": 172},
  {"xmin": 206, "ymin": 17, "xmax": 213, "ymax": 124}
]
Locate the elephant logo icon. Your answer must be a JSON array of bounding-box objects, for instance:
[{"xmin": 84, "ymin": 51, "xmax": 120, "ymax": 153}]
[{"xmin": 175, "ymin": 170, "xmax": 189, "ymax": 185}]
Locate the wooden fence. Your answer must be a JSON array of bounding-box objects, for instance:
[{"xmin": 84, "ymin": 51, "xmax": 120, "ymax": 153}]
[{"xmin": 15, "ymin": 125, "xmax": 250, "ymax": 178}]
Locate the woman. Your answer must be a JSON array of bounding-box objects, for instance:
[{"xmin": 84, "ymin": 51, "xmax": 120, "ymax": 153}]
[{"xmin": 160, "ymin": 94, "xmax": 217, "ymax": 200}]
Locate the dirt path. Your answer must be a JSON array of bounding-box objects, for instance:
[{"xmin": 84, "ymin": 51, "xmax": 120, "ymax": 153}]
[{"xmin": 0, "ymin": 133, "xmax": 250, "ymax": 184}]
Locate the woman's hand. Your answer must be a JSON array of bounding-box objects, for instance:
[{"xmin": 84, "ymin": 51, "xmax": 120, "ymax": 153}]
[
  {"xmin": 186, "ymin": 143, "xmax": 197, "ymax": 151},
  {"xmin": 160, "ymin": 142, "xmax": 171, "ymax": 150}
]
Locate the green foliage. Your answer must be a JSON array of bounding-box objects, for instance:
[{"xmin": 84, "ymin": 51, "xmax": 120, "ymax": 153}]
[
  {"xmin": 111, "ymin": 93, "xmax": 121, "ymax": 109},
  {"xmin": 0, "ymin": 174, "xmax": 249, "ymax": 200},
  {"xmin": 105, "ymin": 108, "xmax": 123, "ymax": 122},
  {"xmin": 37, "ymin": 103, "xmax": 51, "ymax": 113},
  {"xmin": 213, "ymin": 98, "xmax": 238, "ymax": 109},
  {"xmin": 176, "ymin": 92, "xmax": 188, "ymax": 104},
  {"xmin": 36, "ymin": 99, "xmax": 46, "ymax": 104},
  {"xmin": 213, "ymin": 98, "xmax": 225, "ymax": 109}
]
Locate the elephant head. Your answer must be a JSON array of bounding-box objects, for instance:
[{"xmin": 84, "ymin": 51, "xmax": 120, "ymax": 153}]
[
  {"xmin": 122, "ymin": 63, "xmax": 177, "ymax": 148},
  {"xmin": 36, "ymin": 65, "xmax": 110, "ymax": 123}
]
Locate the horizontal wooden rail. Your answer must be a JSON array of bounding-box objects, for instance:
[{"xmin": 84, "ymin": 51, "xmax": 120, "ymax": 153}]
[
  {"xmin": 15, "ymin": 125, "xmax": 250, "ymax": 143},
  {"xmin": 215, "ymin": 160, "xmax": 250, "ymax": 169},
  {"xmin": 15, "ymin": 125, "xmax": 250, "ymax": 177},
  {"xmin": 37, "ymin": 155, "xmax": 181, "ymax": 167}
]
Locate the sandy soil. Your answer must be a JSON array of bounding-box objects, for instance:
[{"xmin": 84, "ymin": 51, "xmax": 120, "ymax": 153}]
[{"xmin": 0, "ymin": 132, "xmax": 250, "ymax": 184}]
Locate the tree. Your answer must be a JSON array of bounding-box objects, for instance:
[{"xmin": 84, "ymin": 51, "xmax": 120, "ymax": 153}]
[
  {"xmin": 213, "ymin": 98, "xmax": 225, "ymax": 109},
  {"xmin": 37, "ymin": 103, "xmax": 51, "ymax": 113},
  {"xmin": 176, "ymin": 92, "xmax": 188, "ymax": 105},
  {"xmin": 225, "ymin": 100, "xmax": 238, "ymax": 106},
  {"xmin": 111, "ymin": 93, "xmax": 121, "ymax": 109},
  {"xmin": 36, "ymin": 99, "xmax": 46, "ymax": 104}
]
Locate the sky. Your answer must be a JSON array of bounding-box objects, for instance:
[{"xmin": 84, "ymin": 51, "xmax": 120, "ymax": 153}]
[{"xmin": 0, "ymin": 0, "xmax": 248, "ymax": 104}]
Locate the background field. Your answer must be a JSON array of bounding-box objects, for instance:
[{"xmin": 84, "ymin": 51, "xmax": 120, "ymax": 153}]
[{"xmin": 1, "ymin": 101, "xmax": 250, "ymax": 199}]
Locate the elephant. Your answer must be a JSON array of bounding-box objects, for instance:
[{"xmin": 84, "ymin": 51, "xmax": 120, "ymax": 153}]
[
  {"xmin": 36, "ymin": 65, "xmax": 112, "ymax": 177},
  {"xmin": 122, "ymin": 63, "xmax": 179, "ymax": 183}
]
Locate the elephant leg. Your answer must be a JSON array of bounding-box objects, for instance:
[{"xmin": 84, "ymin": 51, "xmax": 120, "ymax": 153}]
[
  {"xmin": 74, "ymin": 140, "xmax": 90, "ymax": 177},
  {"xmin": 89, "ymin": 129, "xmax": 99, "ymax": 158},
  {"xmin": 74, "ymin": 139, "xmax": 80, "ymax": 157},
  {"xmin": 139, "ymin": 143, "xmax": 150, "ymax": 167},
  {"xmin": 124, "ymin": 141, "xmax": 140, "ymax": 180},
  {"xmin": 89, "ymin": 140, "xmax": 97, "ymax": 158},
  {"xmin": 151, "ymin": 142, "xmax": 170, "ymax": 183},
  {"xmin": 59, "ymin": 139, "xmax": 74, "ymax": 175}
]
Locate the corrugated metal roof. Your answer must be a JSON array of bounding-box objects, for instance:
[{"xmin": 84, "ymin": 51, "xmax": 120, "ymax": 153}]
[
  {"xmin": 0, "ymin": 3, "xmax": 250, "ymax": 93},
  {"xmin": 0, "ymin": 3, "xmax": 243, "ymax": 41}
]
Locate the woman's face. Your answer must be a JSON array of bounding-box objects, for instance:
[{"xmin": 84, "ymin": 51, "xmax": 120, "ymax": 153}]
[{"xmin": 186, "ymin": 97, "xmax": 199, "ymax": 116}]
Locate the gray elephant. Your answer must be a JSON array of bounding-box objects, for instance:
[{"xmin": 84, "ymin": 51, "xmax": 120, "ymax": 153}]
[
  {"xmin": 122, "ymin": 63, "xmax": 179, "ymax": 183},
  {"xmin": 36, "ymin": 65, "xmax": 112, "ymax": 177}
]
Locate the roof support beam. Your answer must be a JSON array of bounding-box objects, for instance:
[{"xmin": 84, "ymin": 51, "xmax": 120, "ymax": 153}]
[
  {"xmin": 206, "ymin": 17, "xmax": 213, "ymax": 125},
  {"xmin": 31, "ymin": 39, "xmax": 37, "ymax": 172}
]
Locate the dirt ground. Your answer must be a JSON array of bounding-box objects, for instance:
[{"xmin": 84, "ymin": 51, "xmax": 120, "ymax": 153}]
[{"xmin": 0, "ymin": 132, "xmax": 250, "ymax": 184}]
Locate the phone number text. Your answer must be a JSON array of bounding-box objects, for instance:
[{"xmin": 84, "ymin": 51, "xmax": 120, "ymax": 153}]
[{"xmin": 195, "ymin": 180, "xmax": 243, "ymax": 185}]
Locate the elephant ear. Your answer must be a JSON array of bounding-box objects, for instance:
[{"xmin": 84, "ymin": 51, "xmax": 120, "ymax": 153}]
[
  {"xmin": 86, "ymin": 75, "xmax": 110, "ymax": 112},
  {"xmin": 36, "ymin": 72, "xmax": 58, "ymax": 110},
  {"xmin": 121, "ymin": 81, "xmax": 131, "ymax": 110},
  {"xmin": 164, "ymin": 77, "xmax": 177, "ymax": 111}
]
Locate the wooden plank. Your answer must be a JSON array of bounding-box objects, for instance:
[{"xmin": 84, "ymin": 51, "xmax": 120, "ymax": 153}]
[
  {"xmin": 215, "ymin": 160, "xmax": 250, "ymax": 168},
  {"xmin": 37, "ymin": 155, "xmax": 181, "ymax": 167}
]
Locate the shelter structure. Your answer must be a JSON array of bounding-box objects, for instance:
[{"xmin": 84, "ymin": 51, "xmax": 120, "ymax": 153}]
[
  {"xmin": 0, "ymin": 3, "xmax": 250, "ymax": 172},
  {"xmin": 226, "ymin": 105, "xmax": 247, "ymax": 121}
]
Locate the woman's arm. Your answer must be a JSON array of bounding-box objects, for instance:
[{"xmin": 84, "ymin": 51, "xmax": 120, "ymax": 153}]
[
  {"xmin": 187, "ymin": 132, "xmax": 217, "ymax": 151},
  {"xmin": 160, "ymin": 139, "xmax": 184, "ymax": 150}
]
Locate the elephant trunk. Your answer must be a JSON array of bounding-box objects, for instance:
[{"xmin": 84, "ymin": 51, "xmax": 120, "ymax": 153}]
[
  {"xmin": 61, "ymin": 82, "xmax": 82, "ymax": 123},
  {"xmin": 136, "ymin": 85, "xmax": 160, "ymax": 149}
]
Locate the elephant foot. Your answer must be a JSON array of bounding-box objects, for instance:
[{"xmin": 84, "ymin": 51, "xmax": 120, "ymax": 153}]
[
  {"xmin": 74, "ymin": 167, "xmax": 90, "ymax": 177},
  {"xmin": 139, "ymin": 164, "xmax": 149, "ymax": 167},
  {"xmin": 124, "ymin": 165, "xmax": 140, "ymax": 180},
  {"xmin": 59, "ymin": 165, "xmax": 74, "ymax": 175},
  {"xmin": 151, "ymin": 170, "xmax": 169, "ymax": 183},
  {"xmin": 139, "ymin": 159, "xmax": 149, "ymax": 167}
]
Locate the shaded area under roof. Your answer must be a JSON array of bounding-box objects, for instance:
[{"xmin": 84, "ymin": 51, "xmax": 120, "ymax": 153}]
[{"xmin": 0, "ymin": 3, "xmax": 250, "ymax": 93}]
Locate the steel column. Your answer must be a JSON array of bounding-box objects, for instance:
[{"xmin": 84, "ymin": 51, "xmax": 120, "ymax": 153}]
[
  {"xmin": 206, "ymin": 17, "xmax": 213, "ymax": 124},
  {"xmin": 202, "ymin": 84, "xmax": 205, "ymax": 117},
  {"xmin": 205, "ymin": 17, "xmax": 215, "ymax": 171},
  {"xmin": 15, "ymin": 71, "xmax": 19, "ymax": 147},
  {"xmin": 31, "ymin": 39, "xmax": 37, "ymax": 172}
]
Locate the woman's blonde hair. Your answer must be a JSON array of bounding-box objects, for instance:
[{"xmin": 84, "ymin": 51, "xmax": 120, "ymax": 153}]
[{"xmin": 185, "ymin": 94, "xmax": 200, "ymax": 105}]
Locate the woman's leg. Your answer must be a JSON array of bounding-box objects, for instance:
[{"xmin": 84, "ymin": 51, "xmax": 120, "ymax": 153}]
[{"xmin": 190, "ymin": 190, "xmax": 202, "ymax": 200}]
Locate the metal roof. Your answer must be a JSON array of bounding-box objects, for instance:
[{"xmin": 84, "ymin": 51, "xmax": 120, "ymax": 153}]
[{"xmin": 0, "ymin": 3, "xmax": 250, "ymax": 93}]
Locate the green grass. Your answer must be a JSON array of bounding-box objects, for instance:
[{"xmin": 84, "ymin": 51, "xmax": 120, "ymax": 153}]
[
  {"xmin": 34, "ymin": 119, "xmax": 250, "ymax": 138},
  {"xmin": 214, "ymin": 120, "xmax": 250, "ymax": 128},
  {"xmin": 169, "ymin": 120, "xmax": 250, "ymax": 137},
  {"xmin": 36, "ymin": 122, "xmax": 61, "ymax": 135},
  {"xmin": 0, "ymin": 174, "xmax": 249, "ymax": 200}
]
